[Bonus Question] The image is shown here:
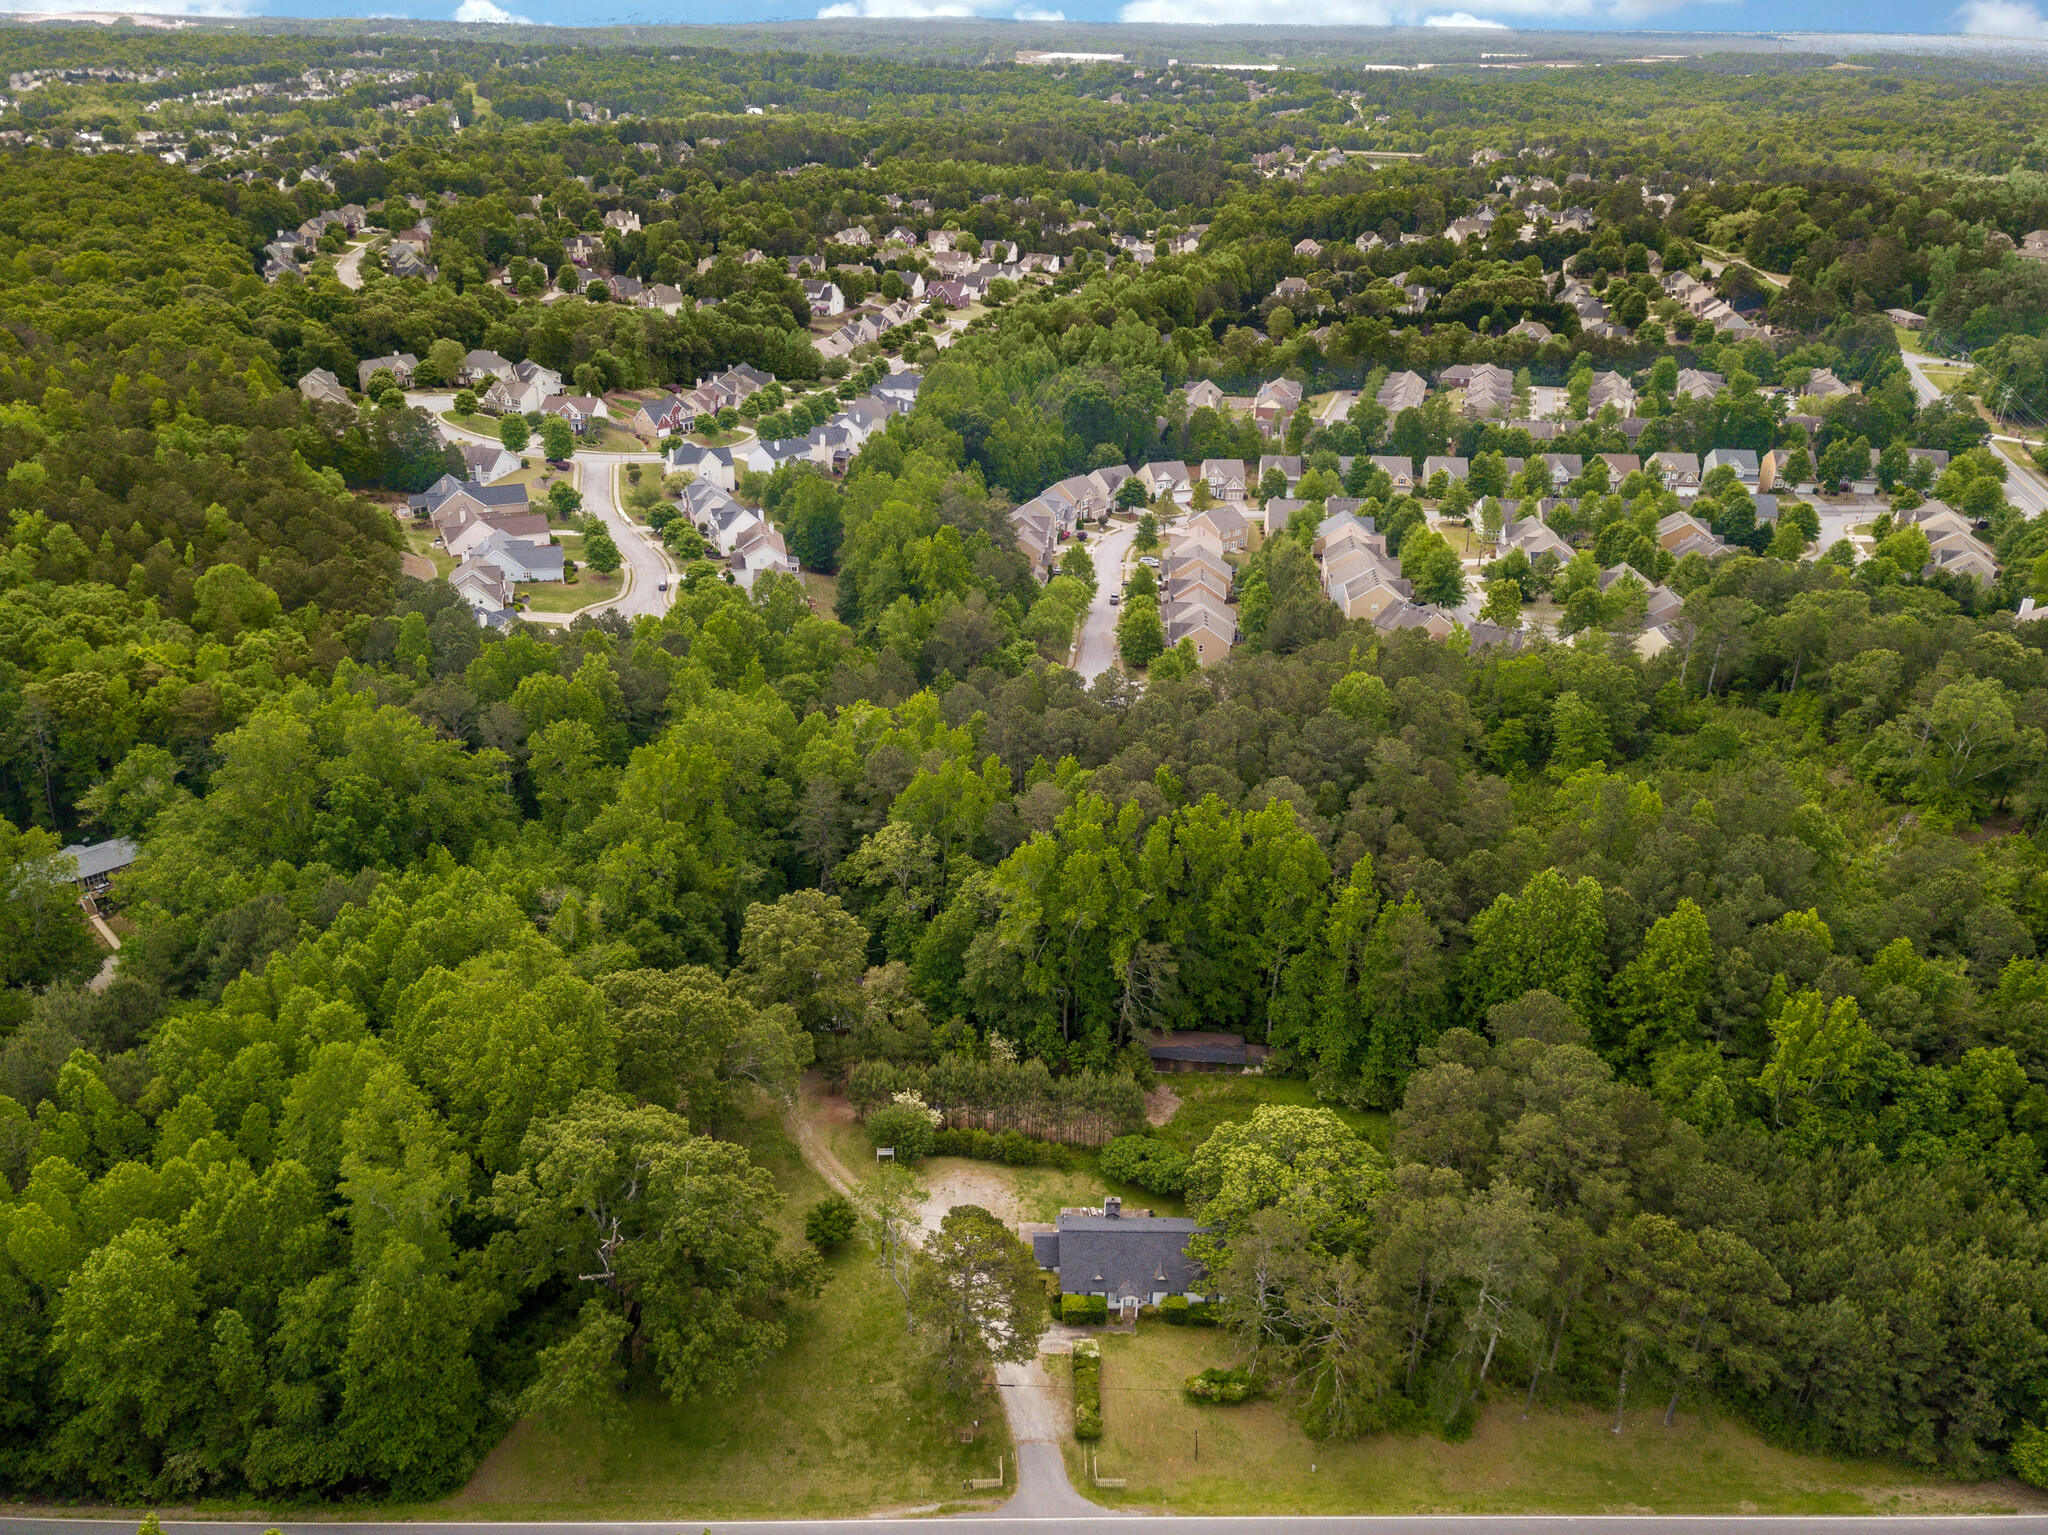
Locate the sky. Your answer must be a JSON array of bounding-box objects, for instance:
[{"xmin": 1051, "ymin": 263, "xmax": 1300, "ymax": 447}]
[{"xmin": 9, "ymin": 0, "xmax": 2048, "ymax": 63}]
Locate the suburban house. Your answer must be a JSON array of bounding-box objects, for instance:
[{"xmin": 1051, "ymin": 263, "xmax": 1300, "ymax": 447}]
[
  {"xmin": 460, "ymin": 443, "xmax": 522, "ymax": 484},
  {"xmin": 1137, "ymin": 460, "xmax": 1194, "ymax": 504},
  {"xmin": 1498, "ymin": 515, "xmax": 1575, "ymax": 564},
  {"xmin": 1186, "ymin": 379, "xmax": 1227, "ymax": 412},
  {"xmin": 1377, "ymin": 371, "xmax": 1427, "ymax": 413},
  {"xmin": 1369, "ymin": 456, "xmax": 1416, "ymax": 492},
  {"xmin": 1254, "ymin": 378, "xmax": 1304, "ymax": 433},
  {"xmin": 463, "ymin": 529, "xmax": 564, "ymax": 584},
  {"xmin": 461, "ymin": 349, "xmax": 514, "ymax": 386},
  {"xmin": 1675, "ymin": 368, "xmax": 1724, "ymax": 400},
  {"xmin": 1258, "ymin": 455, "xmax": 1303, "ymax": 494},
  {"xmin": 1803, "ymin": 368, "xmax": 1852, "ymax": 401},
  {"xmin": 357, "ymin": 352, "xmax": 418, "ymax": 390},
  {"xmin": 1199, "ymin": 459, "xmax": 1249, "ymax": 502},
  {"xmin": 413, "ymin": 475, "xmax": 530, "ymax": 523},
  {"xmin": 669, "ymin": 443, "xmax": 738, "ymax": 491},
  {"xmin": 298, "ymin": 368, "xmax": 350, "ymax": 406},
  {"xmin": 60, "ymin": 836, "xmax": 138, "ymax": 897},
  {"xmin": 1032, "ymin": 1197, "xmax": 1207, "ymax": 1318},
  {"xmin": 1703, "ymin": 448, "xmax": 1760, "ymax": 488},
  {"xmin": 1589, "ymin": 371, "xmax": 1637, "ymax": 416},
  {"xmin": 803, "ymin": 280, "xmax": 847, "ymax": 317},
  {"xmin": 629, "ymin": 392, "xmax": 701, "ymax": 439},
  {"xmin": 1166, "ymin": 604, "xmax": 1238, "ymax": 665},
  {"xmin": 444, "ymin": 510, "xmax": 551, "ymax": 560},
  {"xmin": 541, "ymin": 394, "xmax": 609, "ymax": 435},
  {"xmin": 1186, "ymin": 504, "xmax": 1248, "ymax": 552},
  {"xmin": 1422, "ymin": 455, "xmax": 1470, "ymax": 485},
  {"xmin": 451, "ymin": 558, "xmax": 514, "ymax": 617},
  {"xmin": 481, "ymin": 361, "xmax": 564, "ymax": 416},
  {"xmin": 1461, "ymin": 363, "xmax": 1515, "ymax": 419},
  {"xmin": 1650, "ymin": 451, "xmax": 1703, "ymax": 491}
]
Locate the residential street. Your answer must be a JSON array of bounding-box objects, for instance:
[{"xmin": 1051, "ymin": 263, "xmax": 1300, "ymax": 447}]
[
  {"xmin": 405, "ymin": 393, "xmax": 674, "ymax": 622},
  {"xmin": 526, "ymin": 453, "xmax": 674, "ymax": 625},
  {"xmin": 1073, "ymin": 521, "xmax": 1138, "ymax": 681},
  {"xmin": 334, "ymin": 238, "xmax": 371, "ymax": 291}
]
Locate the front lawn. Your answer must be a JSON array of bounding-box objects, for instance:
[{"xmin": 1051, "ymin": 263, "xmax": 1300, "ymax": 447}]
[
  {"xmin": 1065, "ymin": 1324, "xmax": 2037, "ymax": 1515},
  {"xmin": 439, "ymin": 1102, "xmax": 1011, "ymax": 1519}
]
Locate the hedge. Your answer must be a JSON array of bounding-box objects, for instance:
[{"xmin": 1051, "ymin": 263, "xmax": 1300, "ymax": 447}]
[
  {"xmin": 847, "ymin": 1057, "xmax": 1145, "ymax": 1146},
  {"xmin": 1072, "ymin": 1339, "xmax": 1103, "ymax": 1440},
  {"xmin": 931, "ymin": 1125, "xmax": 1073, "ymax": 1168},
  {"xmin": 1158, "ymin": 1296, "xmax": 1219, "ymax": 1327},
  {"xmin": 1062, "ymin": 1292, "xmax": 1109, "ymax": 1326}
]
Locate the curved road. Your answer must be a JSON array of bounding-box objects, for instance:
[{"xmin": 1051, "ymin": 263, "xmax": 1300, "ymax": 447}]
[
  {"xmin": 335, "ymin": 238, "xmax": 373, "ymax": 291},
  {"xmin": 404, "ymin": 392, "xmax": 676, "ymax": 624}
]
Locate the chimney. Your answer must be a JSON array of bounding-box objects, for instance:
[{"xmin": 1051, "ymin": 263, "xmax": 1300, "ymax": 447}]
[{"xmin": 1103, "ymin": 1196, "xmax": 1121, "ymax": 1219}]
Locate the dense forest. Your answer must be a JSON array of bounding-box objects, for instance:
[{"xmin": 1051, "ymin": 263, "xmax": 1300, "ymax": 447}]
[{"xmin": 11, "ymin": 22, "xmax": 2048, "ymax": 1508}]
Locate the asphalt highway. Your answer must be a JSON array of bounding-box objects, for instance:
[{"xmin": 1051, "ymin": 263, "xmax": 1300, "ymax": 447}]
[{"xmin": 7, "ymin": 1515, "xmax": 2048, "ymax": 1534}]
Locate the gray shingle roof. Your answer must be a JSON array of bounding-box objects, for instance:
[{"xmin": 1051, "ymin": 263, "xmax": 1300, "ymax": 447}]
[
  {"xmin": 1035, "ymin": 1212, "xmax": 1207, "ymax": 1300},
  {"xmin": 61, "ymin": 837, "xmax": 139, "ymax": 881}
]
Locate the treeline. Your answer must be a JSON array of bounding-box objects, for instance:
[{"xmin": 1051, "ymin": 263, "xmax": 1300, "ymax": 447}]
[{"xmin": 846, "ymin": 1058, "xmax": 1145, "ymax": 1146}]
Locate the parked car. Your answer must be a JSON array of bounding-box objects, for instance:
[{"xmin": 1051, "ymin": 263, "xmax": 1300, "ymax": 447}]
[
  {"xmin": 1109, "ymin": 593, "xmax": 1121, "ymax": 606},
  {"xmin": 657, "ymin": 580, "xmax": 669, "ymax": 592},
  {"xmin": 1139, "ymin": 555, "xmax": 1161, "ymax": 568}
]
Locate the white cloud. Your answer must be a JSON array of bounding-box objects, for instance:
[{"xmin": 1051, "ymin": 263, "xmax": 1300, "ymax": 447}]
[
  {"xmin": 451, "ymin": 0, "xmax": 531, "ymax": 21},
  {"xmin": 1958, "ymin": 0, "xmax": 2048, "ymax": 32},
  {"xmin": 1425, "ymin": 9, "xmax": 1507, "ymax": 21}
]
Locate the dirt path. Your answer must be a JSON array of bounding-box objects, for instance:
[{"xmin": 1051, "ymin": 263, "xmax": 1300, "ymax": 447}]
[
  {"xmin": 1145, "ymin": 1082, "xmax": 1182, "ymax": 1127},
  {"xmin": 784, "ymin": 1090, "xmax": 860, "ymax": 1198}
]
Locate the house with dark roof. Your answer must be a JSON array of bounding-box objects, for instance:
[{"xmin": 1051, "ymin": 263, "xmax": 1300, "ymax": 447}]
[
  {"xmin": 60, "ymin": 837, "xmax": 138, "ymax": 896},
  {"xmin": 1145, "ymin": 1030, "xmax": 1272, "ymax": 1072},
  {"xmin": 1031, "ymin": 1197, "xmax": 1208, "ymax": 1318}
]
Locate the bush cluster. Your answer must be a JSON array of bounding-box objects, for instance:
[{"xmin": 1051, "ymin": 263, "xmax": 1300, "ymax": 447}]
[
  {"xmin": 1184, "ymin": 1367, "xmax": 1262, "ymax": 1404},
  {"xmin": 1072, "ymin": 1339, "xmax": 1103, "ymax": 1440},
  {"xmin": 1157, "ymin": 1295, "xmax": 1219, "ymax": 1327},
  {"xmin": 1097, "ymin": 1134, "xmax": 1189, "ymax": 1194}
]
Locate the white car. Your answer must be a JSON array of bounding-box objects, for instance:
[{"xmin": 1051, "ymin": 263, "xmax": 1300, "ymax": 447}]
[{"xmin": 1138, "ymin": 555, "xmax": 1161, "ymax": 568}]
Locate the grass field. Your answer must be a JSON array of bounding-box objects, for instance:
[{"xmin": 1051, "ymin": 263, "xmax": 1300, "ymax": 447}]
[
  {"xmin": 441, "ymin": 1102, "xmax": 1011, "ymax": 1520},
  {"xmin": 1063, "ymin": 1324, "xmax": 2039, "ymax": 1515},
  {"xmin": 517, "ymin": 535, "xmax": 622, "ymax": 613},
  {"xmin": 402, "ymin": 526, "xmax": 456, "ymax": 578},
  {"xmin": 440, "ymin": 409, "xmax": 501, "ymax": 437},
  {"xmin": 1154, "ymin": 1072, "xmax": 1391, "ymax": 1155}
]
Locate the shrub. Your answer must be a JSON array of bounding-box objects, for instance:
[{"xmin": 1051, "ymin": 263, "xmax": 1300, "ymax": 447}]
[
  {"xmin": 804, "ymin": 1194, "xmax": 857, "ymax": 1253},
  {"xmin": 1187, "ymin": 1300, "xmax": 1219, "ymax": 1327},
  {"xmin": 1072, "ymin": 1340, "xmax": 1102, "ymax": 1440},
  {"xmin": 1159, "ymin": 1295, "xmax": 1190, "ymax": 1325},
  {"xmin": 2015, "ymin": 1423, "xmax": 2048, "ymax": 1489},
  {"xmin": 1062, "ymin": 1293, "xmax": 1108, "ymax": 1326},
  {"xmin": 1098, "ymin": 1135, "xmax": 1189, "ymax": 1194},
  {"xmin": 1184, "ymin": 1367, "xmax": 1262, "ymax": 1404},
  {"xmin": 865, "ymin": 1095, "xmax": 939, "ymax": 1160}
]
